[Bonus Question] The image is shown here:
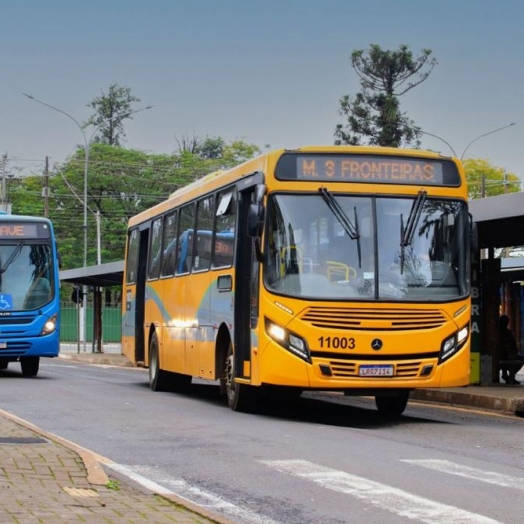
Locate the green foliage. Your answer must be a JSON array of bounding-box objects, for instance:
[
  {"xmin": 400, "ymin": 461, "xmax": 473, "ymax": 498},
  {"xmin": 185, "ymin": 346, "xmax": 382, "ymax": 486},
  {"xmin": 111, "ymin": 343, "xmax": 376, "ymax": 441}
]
[
  {"xmin": 463, "ymin": 158, "xmax": 520, "ymax": 199},
  {"xmin": 105, "ymin": 479, "xmax": 121, "ymax": 491},
  {"xmin": 84, "ymin": 83, "xmax": 141, "ymax": 146},
  {"xmin": 9, "ymin": 139, "xmax": 261, "ymax": 270},
  {"xmin": 335, "ymin": 44, "xmax": 437, "ymax": 148}
]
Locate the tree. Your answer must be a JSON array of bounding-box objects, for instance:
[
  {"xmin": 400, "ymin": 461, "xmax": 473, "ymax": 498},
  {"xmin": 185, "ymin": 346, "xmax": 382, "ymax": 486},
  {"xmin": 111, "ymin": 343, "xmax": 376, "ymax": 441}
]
[
  {"xmin": 84, "ymin": 84, "xmax": 141, "ymax": 146},
  {"xmin": 463, "ymin": 158, "xmax": 520, "ymax": 199},
  {"xmin": 9, "ymin": 139, "xmax": 262, "ymax": 270},
  {"xmin": 335, "ymin": 44, "xmax": 437, "ymax": 148}
]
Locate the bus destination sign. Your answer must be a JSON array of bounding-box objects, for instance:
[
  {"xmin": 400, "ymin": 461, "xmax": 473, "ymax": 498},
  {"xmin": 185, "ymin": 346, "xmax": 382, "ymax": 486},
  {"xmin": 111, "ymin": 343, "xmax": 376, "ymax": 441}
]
[
  {"xmin": 0, "ymin": 223, "xmax": 47, "ymax": 239},
  {"xmin": 275, "ymin": 154, "xmax": 461, "ymax": 187}
]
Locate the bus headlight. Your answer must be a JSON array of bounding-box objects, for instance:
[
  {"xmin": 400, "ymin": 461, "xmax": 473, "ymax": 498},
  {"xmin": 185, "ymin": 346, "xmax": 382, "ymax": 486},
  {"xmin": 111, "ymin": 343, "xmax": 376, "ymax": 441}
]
[
  {"xmin": 40, "ymin": 314, "xmax": 58, "ymax": 336},
  {"xmin": 439, "ymin": 324, "xmax": 469, "ymax": 364},
  {"xmin": 265, "ymin": 318, "xmax": 311, "ymax": 363}
]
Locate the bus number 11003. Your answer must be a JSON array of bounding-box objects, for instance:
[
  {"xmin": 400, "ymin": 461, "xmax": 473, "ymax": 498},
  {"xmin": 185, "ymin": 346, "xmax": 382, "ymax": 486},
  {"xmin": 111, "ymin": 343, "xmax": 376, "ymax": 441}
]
[{"xmin": 318, "ymin": 336, "xmax": 355, "ymax": 350}]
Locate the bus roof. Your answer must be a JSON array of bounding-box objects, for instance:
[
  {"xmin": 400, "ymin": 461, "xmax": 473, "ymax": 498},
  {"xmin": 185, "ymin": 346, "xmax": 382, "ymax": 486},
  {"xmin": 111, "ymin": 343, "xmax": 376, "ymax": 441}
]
[
  {"xmin": 0, "ymin": 213, "xmax": 52, "ymax": 224},
  {"xmin": 127, "ymin": 145, "xmax": 459, "ymax": 229}
]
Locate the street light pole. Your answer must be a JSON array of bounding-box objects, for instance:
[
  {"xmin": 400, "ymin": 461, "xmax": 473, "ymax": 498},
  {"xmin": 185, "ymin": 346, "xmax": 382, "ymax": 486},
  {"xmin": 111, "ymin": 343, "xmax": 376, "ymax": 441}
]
[
  {"xmin": 460, "ymin": 122, "xmax": 516, "ymax": 160},
  {"xmin": 420, "ymin": 122, "xmax": 516, "ymax": 160},
  {"xmin": 418, "ymin": 130, "xmax": 457, "ymax": 157},
  {"xmin": 24, "ymin": 93, "xmax": 152, "ymax": 351},
  {"xmin": 23, "ymin": 93, "xmax": 90, "ymax": 267},
  {"xmin": 23, "ymin": 93, "xmax": 153, "ymax": 269}
]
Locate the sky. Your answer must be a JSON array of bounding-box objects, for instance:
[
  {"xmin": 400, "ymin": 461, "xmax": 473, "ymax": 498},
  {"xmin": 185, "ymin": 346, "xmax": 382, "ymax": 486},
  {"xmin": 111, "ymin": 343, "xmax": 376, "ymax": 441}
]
[{"xmin": 1, "ymin": 0, "xmax": 523, "ymax": 182}]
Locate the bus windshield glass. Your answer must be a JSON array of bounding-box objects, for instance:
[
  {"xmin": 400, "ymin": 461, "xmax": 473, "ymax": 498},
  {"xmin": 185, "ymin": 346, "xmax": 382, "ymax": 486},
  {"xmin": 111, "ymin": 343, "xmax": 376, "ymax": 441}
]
[
  {"xmin": 0, "ymin": 242, "xmax": 54, "ymax": 311},
  {"xmin": 264, "ymin": 193, "xmax": 470, "ymax": 302}
]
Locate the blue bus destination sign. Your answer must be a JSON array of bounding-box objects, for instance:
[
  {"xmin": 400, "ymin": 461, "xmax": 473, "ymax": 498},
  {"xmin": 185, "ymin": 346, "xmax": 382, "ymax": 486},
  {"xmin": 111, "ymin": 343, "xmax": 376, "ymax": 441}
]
[{"xmin": 0, "ymin": 223, "xmax": 49, "ymax": 240}]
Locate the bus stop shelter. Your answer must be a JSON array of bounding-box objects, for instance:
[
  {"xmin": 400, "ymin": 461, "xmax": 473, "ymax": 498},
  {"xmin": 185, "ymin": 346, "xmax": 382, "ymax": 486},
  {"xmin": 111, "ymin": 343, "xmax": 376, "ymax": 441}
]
[
  {"xmin": 59, "ymin": 261, "xmax": 124, "ymax": 352},
  {"xmin": 469, "ymin": 192, "xmax": 524, "ymax": 383}
]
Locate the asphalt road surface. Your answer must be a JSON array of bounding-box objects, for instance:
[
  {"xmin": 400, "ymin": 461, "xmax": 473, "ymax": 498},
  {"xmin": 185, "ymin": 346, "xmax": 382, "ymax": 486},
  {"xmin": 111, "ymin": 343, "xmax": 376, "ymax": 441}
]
[{"xmin": 1, "ymin": 358, "xmax": 524, "ymax": 524}]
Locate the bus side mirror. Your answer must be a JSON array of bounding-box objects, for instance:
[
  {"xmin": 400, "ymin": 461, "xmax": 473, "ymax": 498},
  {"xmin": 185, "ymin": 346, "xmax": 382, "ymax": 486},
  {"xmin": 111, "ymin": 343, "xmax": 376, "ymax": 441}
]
[{"xmin": 248, "ymin": 203, "xmax": 264, "ymax": 238}]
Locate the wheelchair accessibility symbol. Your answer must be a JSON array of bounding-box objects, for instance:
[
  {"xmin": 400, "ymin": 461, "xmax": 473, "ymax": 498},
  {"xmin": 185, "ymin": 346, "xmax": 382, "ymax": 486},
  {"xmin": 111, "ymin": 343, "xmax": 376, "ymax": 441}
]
[{"xmin": 0, "ymin": 294, "xmax": 13, "ymax": 310}]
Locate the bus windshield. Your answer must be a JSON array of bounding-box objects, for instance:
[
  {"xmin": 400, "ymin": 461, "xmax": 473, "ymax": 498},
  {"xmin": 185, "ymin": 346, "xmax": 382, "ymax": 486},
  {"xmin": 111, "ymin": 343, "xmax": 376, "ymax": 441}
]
[
  {"xmin": 0, "ymin": 243, "xmax": 54, "ymax": 311},
  {"xmin": 264, "ymin": 193, "xmax": 470, "ymax": 302}
]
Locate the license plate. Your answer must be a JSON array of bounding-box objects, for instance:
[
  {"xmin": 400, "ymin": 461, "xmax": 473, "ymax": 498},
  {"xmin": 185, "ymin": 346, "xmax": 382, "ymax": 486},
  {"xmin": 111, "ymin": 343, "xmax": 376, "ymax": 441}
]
[{"xmin": 359, "ymin": 365, "xmax": 394, "ymax": 377}]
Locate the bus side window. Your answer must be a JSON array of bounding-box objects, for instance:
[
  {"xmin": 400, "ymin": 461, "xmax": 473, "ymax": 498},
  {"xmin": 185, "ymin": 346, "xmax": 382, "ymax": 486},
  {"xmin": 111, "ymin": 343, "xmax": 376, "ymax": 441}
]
[
  {"xmin": 125, "ymin": 229, "xmax": 140, "ymax": 284},
  {"xmin": 147, "ymin": 217, "xmax": 163, "ymax": 280},
  {"xmin": 212, "ymin": 190, "xmax": 236, "ymax": 268},
  {"xmin": 161, "ymin": 211, "xmax": 178, "ymax": 277},
  {"xmin": 193, "ymin": 196, "xmax": 214, "ymax": 272},
  {"xmin": 176, "ymin": 203, "xmax": 195, "ymax": 275}
]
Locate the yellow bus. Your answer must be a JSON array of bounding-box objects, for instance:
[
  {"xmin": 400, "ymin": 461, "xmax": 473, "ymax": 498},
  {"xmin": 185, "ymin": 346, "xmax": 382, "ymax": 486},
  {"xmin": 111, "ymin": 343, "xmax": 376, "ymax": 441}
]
[{"xmin": 122, "ymin": 146, "xmax": 473, "ymax": 416}]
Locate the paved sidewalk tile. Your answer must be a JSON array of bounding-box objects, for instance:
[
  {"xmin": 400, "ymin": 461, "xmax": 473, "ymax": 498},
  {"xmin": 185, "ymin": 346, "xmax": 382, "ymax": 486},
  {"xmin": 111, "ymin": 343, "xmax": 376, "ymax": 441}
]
[{"xmin": 0, "ymin": 415, "xmax": 218, "ymax": 524}]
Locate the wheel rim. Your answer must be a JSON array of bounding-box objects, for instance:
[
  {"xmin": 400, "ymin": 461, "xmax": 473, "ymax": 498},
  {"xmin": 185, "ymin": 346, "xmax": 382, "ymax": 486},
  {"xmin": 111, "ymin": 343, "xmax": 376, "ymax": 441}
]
[{"xmin": 149, "ymin": 341, "xmax": 158, "ymax": 383}]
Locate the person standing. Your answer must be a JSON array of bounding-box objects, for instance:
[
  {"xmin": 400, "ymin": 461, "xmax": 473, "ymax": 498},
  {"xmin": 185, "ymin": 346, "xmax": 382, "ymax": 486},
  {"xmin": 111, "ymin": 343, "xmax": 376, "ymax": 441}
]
[{"xmin": 499, "ymin": 315, "xmax": 524, "ymax": 385}]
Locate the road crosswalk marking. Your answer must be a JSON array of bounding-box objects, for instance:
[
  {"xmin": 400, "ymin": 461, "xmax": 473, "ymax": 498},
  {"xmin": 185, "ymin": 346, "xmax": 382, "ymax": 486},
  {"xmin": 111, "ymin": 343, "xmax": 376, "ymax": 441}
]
[
  {"xmin": 108, "ymin": 463, "xmax": 280, "ymax": 524},
  {"xmin": 261, "ymin": 459, "xmax": 501, "ymax": 524},
  {"xmin": 402, "ymin": 459, "xmax": 524, "ymax": 490}
]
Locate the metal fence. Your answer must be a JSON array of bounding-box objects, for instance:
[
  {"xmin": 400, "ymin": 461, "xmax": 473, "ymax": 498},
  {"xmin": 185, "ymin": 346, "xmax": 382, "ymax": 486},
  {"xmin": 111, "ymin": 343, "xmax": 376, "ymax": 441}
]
[{"xmin": 60, "ymin": 301, "xmax": 122, "ymax": 345}]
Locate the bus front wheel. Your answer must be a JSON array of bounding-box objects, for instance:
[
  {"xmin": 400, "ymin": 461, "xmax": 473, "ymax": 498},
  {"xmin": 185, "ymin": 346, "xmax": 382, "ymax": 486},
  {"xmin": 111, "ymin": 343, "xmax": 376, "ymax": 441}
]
[
  {"xmin": 21, "ymin": 357, "xmax": 39, "ymax": 377},
  {"xmin": 225, "ymin": 344, "xmax": 257, "ymax": 412},
  {"xmin": 149, "ymin": 332, "xmax": 169, "ymax": 392},
  {"xmin": 375, "ymin": 391, "xmax": 409, "ymax": 417}
]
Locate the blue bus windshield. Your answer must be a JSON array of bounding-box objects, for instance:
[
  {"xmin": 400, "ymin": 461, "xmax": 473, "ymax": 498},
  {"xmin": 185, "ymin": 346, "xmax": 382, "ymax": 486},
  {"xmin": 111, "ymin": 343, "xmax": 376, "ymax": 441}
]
[{"xmin": 0, "ymin": 243, "xmax": 54, "ymax": 311}]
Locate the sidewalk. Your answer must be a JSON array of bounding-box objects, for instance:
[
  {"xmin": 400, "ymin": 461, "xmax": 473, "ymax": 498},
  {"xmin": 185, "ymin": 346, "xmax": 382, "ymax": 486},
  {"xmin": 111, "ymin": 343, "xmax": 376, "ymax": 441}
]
[
  {"xmin": 0, "ymin": 408, "xmax": 231, "ymax": 524},
  {"xmin": 58, "ymin": 344, "xmax": 524, "ymax": 417}
]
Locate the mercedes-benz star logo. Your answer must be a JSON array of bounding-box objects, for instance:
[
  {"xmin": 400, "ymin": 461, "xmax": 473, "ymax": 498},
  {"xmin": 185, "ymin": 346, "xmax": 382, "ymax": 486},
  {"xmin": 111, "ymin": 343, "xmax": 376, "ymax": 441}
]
[{"xmin": 371, "ymin": 338, "xmax": 383, "ymax": 350}]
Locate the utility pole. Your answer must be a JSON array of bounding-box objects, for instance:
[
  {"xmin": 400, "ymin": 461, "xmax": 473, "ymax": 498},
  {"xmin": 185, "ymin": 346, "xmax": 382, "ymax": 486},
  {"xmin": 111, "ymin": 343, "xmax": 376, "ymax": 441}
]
[
  {"xmin": 1, "ymin": 153, "xmax": 7, "ymax": 204},
  {"xmin": 43, "ymin": 156, "xmax": 50, "ymax": 217}
]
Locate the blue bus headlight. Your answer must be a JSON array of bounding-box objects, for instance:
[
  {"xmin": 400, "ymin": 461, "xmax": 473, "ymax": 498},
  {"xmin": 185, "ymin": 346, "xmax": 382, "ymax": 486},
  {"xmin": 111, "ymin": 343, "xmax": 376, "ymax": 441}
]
[
  {"xmin": 41, "ymin": 314, "xmax": 58, "ymax": 336},
  {"xmin": 439, "ymin": 324, "xmax": 469, "ymax": 364},
  {"xmin": 265, "ymin": 318, "xmax": 311, "ymax": 363}
]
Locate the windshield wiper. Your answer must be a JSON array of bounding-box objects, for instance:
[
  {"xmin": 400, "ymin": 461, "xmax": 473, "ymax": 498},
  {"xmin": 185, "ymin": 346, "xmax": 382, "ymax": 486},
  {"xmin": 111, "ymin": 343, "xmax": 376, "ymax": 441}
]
[
  {"xmin": 319, "ymin": 187, "xmax": 362, "ymax": 267},
  {"xmin": 400, "ymin": 190, "xmax": 427, "ymax": 272},
  {"xmin": 0, "ymin": 243, "xmax": 24, "ymax": 275}
]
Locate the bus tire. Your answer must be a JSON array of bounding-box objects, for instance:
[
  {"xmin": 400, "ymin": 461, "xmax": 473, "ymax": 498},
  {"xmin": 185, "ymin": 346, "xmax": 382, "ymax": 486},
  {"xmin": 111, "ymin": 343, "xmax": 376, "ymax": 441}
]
[
  {"xmin": 225, "ymin": 343, "xmax": 257, "ymax": 412},
  {"xmin": 375, "ymin": 391, "xmax": 409, "ymax": 417},
  {"xmin": 0, "ymin": 361, "xmax": 9, "ymax": 370},
  {"xmin": 149, "ymin": 332, "xmax": 169, "ymax": 392},
  {"xmin": 21, "ymin": 357, "xmax": 39, "ymax": 377}
]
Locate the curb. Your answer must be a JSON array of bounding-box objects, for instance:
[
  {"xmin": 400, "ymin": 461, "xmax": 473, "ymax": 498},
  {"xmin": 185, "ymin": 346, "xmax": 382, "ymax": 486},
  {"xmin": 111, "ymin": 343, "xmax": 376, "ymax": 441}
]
[
  {"xmin": 0, "ymin": 409, "xmax": 234, "ymax": 524},
  {"xmin": 411, "ymin": 390, "xmax": 524, "ymax": 416},
  {"xmin": 0, "ymin": 408, "xmax": 109, "ymax": 485},
  {"xmin": 59, "ymin": 352, "xmax": 134, "ymax": 367}
]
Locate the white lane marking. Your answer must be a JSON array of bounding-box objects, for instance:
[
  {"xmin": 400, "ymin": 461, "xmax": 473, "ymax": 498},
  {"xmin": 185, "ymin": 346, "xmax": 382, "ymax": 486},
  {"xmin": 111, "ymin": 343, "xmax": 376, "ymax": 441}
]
[
  {"xmin": 107, "ymin": 463, "xmax": 280, "ymax": 524},
  {"xmin": 261, "ymin": 459, "xmax": 501, "ymax": 524},
  {"xmin": 403, "ymin": 459, "xmax": 524, "ymax": 490}
]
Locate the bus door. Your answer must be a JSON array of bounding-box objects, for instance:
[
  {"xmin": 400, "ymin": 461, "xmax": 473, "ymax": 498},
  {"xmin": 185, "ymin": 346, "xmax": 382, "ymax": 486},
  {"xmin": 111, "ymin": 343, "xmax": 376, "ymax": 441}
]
[
  {"xmin": 123, "ymin": 225, "xmax": 149, "ymax": 365},
  {"xmin": 233, "ymin": 180, "xmax": 263, "ymax": 382}
]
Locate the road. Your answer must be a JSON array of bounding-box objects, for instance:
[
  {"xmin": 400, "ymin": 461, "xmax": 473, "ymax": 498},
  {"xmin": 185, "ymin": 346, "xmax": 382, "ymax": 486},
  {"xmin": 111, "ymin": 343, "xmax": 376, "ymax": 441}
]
[{"xmin": 1, "ymin": 358, "xmax": 524, "ymax": 524}]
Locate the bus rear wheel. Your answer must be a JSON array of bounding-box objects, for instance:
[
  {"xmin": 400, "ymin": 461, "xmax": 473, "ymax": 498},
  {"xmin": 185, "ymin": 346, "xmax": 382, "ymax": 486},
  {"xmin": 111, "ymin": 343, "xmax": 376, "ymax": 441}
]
[
  {"xmin": 375, "ymin": 391, "xmax": 409, "ymax": 417},
  {"xmin": 21, "ymin": 357, "xmax": 39, "ymax": 377},
  {"xmin": 225, "ymin": 344, "xmax": 257, "ymax": 412},
  {"xmin": 149, "ymin": 332, "xmax": 169, "ymax": 392}
]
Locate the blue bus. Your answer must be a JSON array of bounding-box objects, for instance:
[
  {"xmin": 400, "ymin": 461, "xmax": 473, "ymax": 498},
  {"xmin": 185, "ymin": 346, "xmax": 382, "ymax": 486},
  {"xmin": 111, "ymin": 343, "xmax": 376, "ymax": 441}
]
[{"xmin": 0, "ymin": 214, "xmax": 60, "ymax": 376}]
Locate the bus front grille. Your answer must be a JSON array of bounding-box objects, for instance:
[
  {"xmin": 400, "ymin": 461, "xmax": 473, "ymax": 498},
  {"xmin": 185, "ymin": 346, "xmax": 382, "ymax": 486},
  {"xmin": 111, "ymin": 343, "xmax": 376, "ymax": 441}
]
[
  {"xmin": 326, "ymin": 360, "xmax": 424, "ymax": 378},
  {"xmin": 301, "ymin": 307, "xmax": 446, "ymax": 331}
]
